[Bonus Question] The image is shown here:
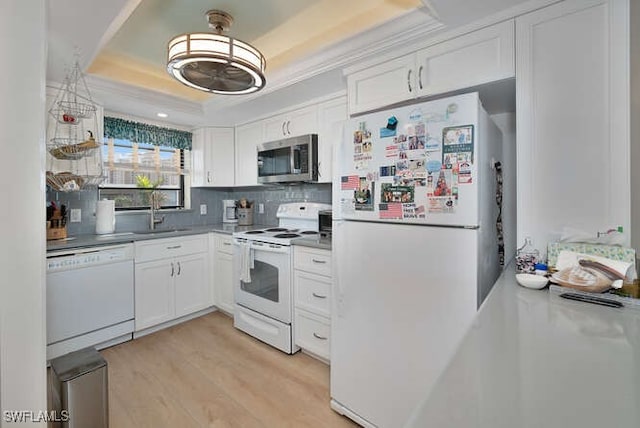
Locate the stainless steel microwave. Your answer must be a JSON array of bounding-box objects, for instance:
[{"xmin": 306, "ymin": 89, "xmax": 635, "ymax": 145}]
[{"xmin": 257, "ymin": 134, "xmax": 318, "ymax": 183}]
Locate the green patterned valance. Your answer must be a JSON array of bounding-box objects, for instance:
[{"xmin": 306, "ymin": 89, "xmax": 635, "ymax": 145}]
[{"xmin": 104, "ymin": 116, "xmax": 192, "ymax": 150}]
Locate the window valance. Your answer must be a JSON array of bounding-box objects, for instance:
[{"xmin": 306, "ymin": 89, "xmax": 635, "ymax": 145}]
[{"xmin": 104, "ymin": 116, "xmax": 192, "ymax": 150}]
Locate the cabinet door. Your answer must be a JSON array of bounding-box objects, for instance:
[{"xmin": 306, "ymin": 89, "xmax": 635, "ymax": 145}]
[
  {"xmin": 206, "ymin": 127, "xmax": 235, "ymax": 186},
  {"xmin": 134, "ymin": 259, "xmax": 175, "ymax": 331},
  {"xmin": 287, "ymin": 104, "xmax": 318, "ymax": 137},
  {"xmin": 263, "ymin": 105, "xmax": 318, "ymax": 141},
  {"xmin": 416, "ymin": 20, "xmax": 515, "ymax": 97},
  {"xmin": 174, "ymin": 252, "xmax": 210, "ymax": 318},
  {"xmin": 263, "ymin": 114, "xmax": 288, "ymax": 141},
  {"xmin": 317, "ymin": 97, "xmax": 347, "ymax": 183},
  {"xmin": 214, "ymin": 251, "xmax": 234, "ymax": 314},
  {"xmin": 347, "ymin": 54, "xmax": 416, "ymax": 115},
  {"xmin": 235, "ymin": 121, "xmax": 262, "ymax": 186},
  {"xmin": 516, "ymin": 0, "xmax": 629, "ymax": 251},
  {"xmin": 190, "ymin": 128, "xmax": 206, "ymax": 187}
]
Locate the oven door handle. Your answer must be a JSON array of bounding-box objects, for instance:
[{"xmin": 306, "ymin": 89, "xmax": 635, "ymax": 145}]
[{"xmin": 249, "ymin": 242, "xmax": 290, "ymax": 254}]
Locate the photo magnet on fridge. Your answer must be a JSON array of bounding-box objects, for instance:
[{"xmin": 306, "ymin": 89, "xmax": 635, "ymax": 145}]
[
  {"xmin": 442, "ymin": 125, "xmax": 474, "ymax": 166},
  {"xmin": 355, "ymin": 178, "xmax": 374, "ymax": 211}
]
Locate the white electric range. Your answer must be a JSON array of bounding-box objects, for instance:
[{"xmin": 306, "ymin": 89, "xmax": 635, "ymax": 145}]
[{"xmin": 232, "ymin": 202, "xmax": 331, "ymax": 353}]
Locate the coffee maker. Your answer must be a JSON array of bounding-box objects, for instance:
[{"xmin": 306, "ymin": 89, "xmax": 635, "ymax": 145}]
[{"xmin": 222, "ymin": 200, "xmax": 238, "ymax": 223}]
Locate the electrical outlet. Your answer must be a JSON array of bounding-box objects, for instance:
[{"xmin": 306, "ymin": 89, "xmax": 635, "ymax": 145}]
[
  {"xmin": 70, "ymin": 209, "xmax": 81, "ymax": 223},
  {"xmin": 200, "ymin": 204, "xmax": 207, "ymax": 215},
  {"xmin": 259, "ymin": 203, "xmax": 264, "ymax": 214}
]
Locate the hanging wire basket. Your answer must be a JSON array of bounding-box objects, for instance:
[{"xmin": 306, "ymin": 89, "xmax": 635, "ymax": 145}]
[{"xmin": 46, "ymin": 60, "xmax": 105, "ymax": 191}]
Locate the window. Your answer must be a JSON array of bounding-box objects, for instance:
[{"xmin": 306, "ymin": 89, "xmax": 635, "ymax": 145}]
[{"xmin": 99, "ymin": 138, "xmax": 190, "ymax": 210}]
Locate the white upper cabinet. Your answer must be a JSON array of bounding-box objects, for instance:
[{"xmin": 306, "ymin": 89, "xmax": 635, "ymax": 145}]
[
  {"xmin": 263, "ymin": 104, "xmax": 318, "ymax": 142},
  {"xmin": 346, "ymin": 20, "xmax": 515, "ymax": 115},
  {"xmin": 191, "ymin": 127, "xmax": 235, "ymax": 187},
  {"xmin": 347, "ymin": 54, "xmax": 416, "ymax": 116},
  {"xmin": 516, "ymin": 0, "xmax": 629, "ymax": 251},
  {"xmin": 317, "ymin": 97, "xmax": 347, "ymax": 183},
  {"xmin": 235, "ymin": 121, "xmax": 263, "ymax": 186},
  {"xmin": 415, "ymin": 20, "xmax": 514, "ymax": 97}
]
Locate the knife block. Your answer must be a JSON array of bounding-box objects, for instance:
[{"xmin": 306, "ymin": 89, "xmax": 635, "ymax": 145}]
[
  {"xmin": 47, "ymin": 225, "xmax": 67, "ymax": 241},
  {"xmin": 47, "ymin": 209, "xmax": 67, "ymax": 240}
]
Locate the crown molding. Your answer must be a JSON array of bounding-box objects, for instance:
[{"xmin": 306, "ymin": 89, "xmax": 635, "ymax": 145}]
[
  {"xmin": 78, "ymin": 74, "xmax": 205, "ymax": 125},
  {"xmin": 84, "ymin": 75, "xmax": 203, "ymax": 114}
]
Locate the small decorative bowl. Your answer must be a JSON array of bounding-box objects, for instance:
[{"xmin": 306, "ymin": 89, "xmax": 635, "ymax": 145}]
[{"xmin": 516, "ymin": 273, "xmax": 549, "ymax": 290}]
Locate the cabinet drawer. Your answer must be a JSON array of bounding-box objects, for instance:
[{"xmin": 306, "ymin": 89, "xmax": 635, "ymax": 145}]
[
  {"xmin": 135, "ymin": 235, "xmax": 208, "ymax": 262},
  {"xmin": 295, "ymin": 310, "xmax": 330, "ymax": 361},
  {"xmin": 294, "ymin": 246, "xmax": 331, "ymax": 276},
  {"xmin": 294, "ymin": 270, "xmax": 331, "ymax": 317},
  {"xmin": 214, "ymin": 233, "xmax": 234, "ymax": 254}
]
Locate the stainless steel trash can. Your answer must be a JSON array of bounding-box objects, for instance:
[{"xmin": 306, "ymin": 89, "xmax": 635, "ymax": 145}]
[{"xmin": 50, "ymin": 347, "xmax": 108, "ymax": 428}]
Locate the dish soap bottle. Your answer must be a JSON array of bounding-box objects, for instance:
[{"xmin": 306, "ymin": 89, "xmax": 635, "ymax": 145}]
[{"xmin": 516, "ymin": 237, "xmax": 539, "ymax": 274}]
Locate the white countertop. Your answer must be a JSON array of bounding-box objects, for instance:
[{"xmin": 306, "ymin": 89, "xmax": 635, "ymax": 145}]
[{"xmin": 406, "ymin": 263, "xmax": 640, "ymax": 428}]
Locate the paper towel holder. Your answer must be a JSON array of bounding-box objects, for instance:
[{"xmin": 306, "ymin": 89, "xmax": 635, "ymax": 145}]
[{"xmin": 95, "ymin": 199, "xmax": 116, "ymax": 235}]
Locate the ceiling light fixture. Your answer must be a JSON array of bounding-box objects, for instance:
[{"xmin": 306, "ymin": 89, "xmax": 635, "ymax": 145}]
[
  {"xmin": 167, "ymin": 10, "xmax": 266, "ymax": 95},
  {"xmin": 157, "ymin": 112, "xmax": 168, "ymax": 118}
]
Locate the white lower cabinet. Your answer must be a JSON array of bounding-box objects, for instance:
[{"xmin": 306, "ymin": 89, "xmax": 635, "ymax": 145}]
[
  {"xmin": 135, "ymin": 258, "xmax": 175, "ymax": 330},
  {"xmin": 134, "ymin": 234, "xmax": 211, "ymax": 331},
  {"xmin": 212, "ymin": 233, "xmax": 235, "ymax": 314},
  {"xmin": 293, "ymin": 245, "xmax": 332, "ymax": 362},
  {"xmin": 174, "ymin": 253, "xmax": 209, "ymax": 318}
]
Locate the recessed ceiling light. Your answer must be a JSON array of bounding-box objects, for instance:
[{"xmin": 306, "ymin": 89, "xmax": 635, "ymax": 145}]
[{"xmin": 157, "ymin": 112, "xmax": 168, "ymax": 118}]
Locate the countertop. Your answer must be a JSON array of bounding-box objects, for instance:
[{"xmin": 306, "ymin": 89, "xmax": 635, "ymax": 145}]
[
  {"xmin": 290, "ymin": 235, "xmax": 332, "ymax": 250},
  {"xmin": 406, "ymin": 263, "xmax": 640, "ymax": 428},
  {"xmin": 46, "ymin": 223, "xmax": 269, "ymax": 252},
  {"xmin": 46, "ymin": 224, "xmax": 332, "ymax": 252}
]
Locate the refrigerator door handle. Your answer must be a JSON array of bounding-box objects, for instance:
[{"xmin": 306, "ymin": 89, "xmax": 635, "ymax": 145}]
[{"xmin": 333, "ymin": 221, "xmax": 345, "ymax": 317}]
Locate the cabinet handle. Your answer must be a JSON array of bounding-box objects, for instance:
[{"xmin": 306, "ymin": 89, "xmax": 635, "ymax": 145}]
[
  {"xmin": 313, "ymin": 333, "xmax": 328, "ymax": 341},
  {"xmin": 311, "ymin": 258, "xmax": 326, "ymax": 264},
  {"xmin": 407, "ymin": 69, "xmax": 412, "ymax": 92},
  {"xmin": 223, "ymin": 242, "xmax": 231, "ymax": 246},
  {"xmin": 207, "ymin": 171, "xmax": 211, "ymax": 183},
  {"xmin": 286, "ymin": 121, "xmax": 291, "ymax": 135},
  {"xmin": 282, "ymin": 121, "xmax": 286, "ymax": 136},
  {"xmin": 312, "ymin": 292, "xmax": 327, "ymax": 299},
  {"xmin": 177, "ymin": 262, "xmax": 181, "ymax": 276},
  {"xmin": 167, "ymin": 245, "xmax": 182, "ymax": 250},
  {"xmin": 418, "ymin": 65, "xmax": 423, "ymax": 90},
  {"xmin": 171, "ymin": 262, "xmax": 175, "ymax": 277}
]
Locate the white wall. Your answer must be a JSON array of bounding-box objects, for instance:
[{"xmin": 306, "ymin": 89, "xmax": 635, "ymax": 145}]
[
  {"xmin": 0, "ymin": 0, "xmax": 47, "ymax": 423},
  {"xmin": 491, "ymin": 112, "xmax": 517, "ymax": 264},
  {"xmin": 631, "ymin": 0, "xmax": 640, "ymax": 269}
]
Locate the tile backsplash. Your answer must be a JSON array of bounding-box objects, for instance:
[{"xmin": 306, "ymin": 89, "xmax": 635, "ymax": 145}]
[{"xmin": 47, "ymin": 183, "xmax": 331, "ymax": 235}]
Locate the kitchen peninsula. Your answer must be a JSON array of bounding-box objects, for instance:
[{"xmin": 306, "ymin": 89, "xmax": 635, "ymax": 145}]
[{"xmin": 406, "ymin": 263, "xmax": 640, "ymax": 428}]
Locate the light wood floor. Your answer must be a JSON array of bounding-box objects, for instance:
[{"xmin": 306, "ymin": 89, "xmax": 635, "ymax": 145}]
[{"xmin": 101, "ymin": 311, "xmax": 357, "ymax": 428}]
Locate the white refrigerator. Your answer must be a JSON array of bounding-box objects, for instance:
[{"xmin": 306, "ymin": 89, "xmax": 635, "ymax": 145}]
[{"xmin": 330, "ymin": 93, "xmax": 505, "ymax": 427}]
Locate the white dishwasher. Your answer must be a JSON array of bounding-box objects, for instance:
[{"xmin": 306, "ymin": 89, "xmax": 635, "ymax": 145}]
[{"xmin": 46, "ymin": 243, "xmax": 134, "ymax": 360}]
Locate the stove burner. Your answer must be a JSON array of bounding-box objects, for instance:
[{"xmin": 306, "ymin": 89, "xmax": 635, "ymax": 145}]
[
  {"xmin": 245, "ymin": 230, "xmax": 265, "ymax": 234},
  {"xmin": 273, "ymin": 233, "xmax": 301, "ymax": 239},
  {"xmin": 266, "ymin": 228, "xmax": 288, "ymax": 232},
  {"xmin": 300, "ymin": 231, "xmax": 318, "ymax": 235}
]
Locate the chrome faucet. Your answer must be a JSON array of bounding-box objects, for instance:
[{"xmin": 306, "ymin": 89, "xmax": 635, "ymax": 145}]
[{"xmin": 149, "ymin": 203, "xmax": 164, "ymax": 230}]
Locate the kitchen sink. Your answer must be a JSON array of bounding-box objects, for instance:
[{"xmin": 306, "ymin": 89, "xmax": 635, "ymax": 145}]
[{"xmin": 134, "ymin": 228, "xmax": 192, "ymax": 235}]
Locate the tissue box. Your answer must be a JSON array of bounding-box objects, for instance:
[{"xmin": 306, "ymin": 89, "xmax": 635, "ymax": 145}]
[{"xmin": 547, "ymin": 242, "xmax": 636, "ymax": 269}]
